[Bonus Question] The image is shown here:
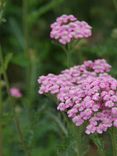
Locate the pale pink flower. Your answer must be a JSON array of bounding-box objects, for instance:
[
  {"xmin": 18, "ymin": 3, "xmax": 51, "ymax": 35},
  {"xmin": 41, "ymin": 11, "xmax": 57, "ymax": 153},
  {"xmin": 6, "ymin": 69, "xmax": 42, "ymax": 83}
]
[
  {"xmin": 10, "ymin": 87, "xmax": 22, "ymax": 98},
  {"xmin": 38, "ymin": 59, "xmax": 117, "ymax": 134},
  {"xmin": 50, "ymin": 14, "xmax": 92, "ymax": 45}
]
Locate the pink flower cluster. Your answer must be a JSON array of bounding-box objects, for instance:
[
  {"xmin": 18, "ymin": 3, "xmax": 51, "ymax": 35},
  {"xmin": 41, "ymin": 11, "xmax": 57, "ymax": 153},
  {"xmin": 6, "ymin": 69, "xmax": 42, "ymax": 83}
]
[
  {"xmin": 50, "ymin": 15, "xmax": 92, "ymax": 45},
  {"xmin": 10, "ymin": 87, "xmax": 22, "ymax": 98},
  {"xmin": 38, "ymin": 59, "xmax": 117, "ymax": 134}
]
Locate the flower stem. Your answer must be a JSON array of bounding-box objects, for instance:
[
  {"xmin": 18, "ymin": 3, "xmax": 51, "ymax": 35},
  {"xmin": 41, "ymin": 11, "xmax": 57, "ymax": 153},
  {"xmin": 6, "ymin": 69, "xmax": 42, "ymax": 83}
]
[
  {"xmin": 0, "ymin": 125, "xmax": 3, "ymax": 156},
  {"xmin": 113, "ymin": 0, "xmax": 117, "ymax": 11},
  {"xmin": 76, "ymin": 126, "xmax": 84, "ymax": 156},
  {"xmin": 22, "ymin": 0, "xmax": 29, "ymax": 57},
  {"xmin": 0, "ymin": 47, "xmax": 31, "ymax": 156},
  {"xmin": 66, "ymin": 44, "xmax": 72, "ymax": 67},
  {"xmin": 22, "ymin": 0, "xmax": 37, "ymax": 103},
  {"xmin": 22, "ymin": 0, "xmax": 31, "ymax": 94},
  {"xmin": 70, "ymin": 124, "xmax": 85, "ymax": 156},
  {"xmin": 0, "ymin": 76, "xmax": 3, "ymax": 156},
  {"xmin": 62, "ymin": 45, "xmax": 72, "ymax": 68},
  {"xmin": 66, "ymin": 50, "xmax": 71, "ymax": 68},
  {"xmin": 111, "ymin": 127, "xmax": 117, "ymax": 156}
]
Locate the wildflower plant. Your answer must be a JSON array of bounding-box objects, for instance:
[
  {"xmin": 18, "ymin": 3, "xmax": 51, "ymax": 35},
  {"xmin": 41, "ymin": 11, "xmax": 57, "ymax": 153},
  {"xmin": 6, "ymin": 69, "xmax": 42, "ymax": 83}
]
[
  {"xmin": 38, "ymin": 15, "xmax": 117, "ymax": 156},
  {"xmin": 1, "ymin": 1, "xmax": 117, "ymax": 155}
]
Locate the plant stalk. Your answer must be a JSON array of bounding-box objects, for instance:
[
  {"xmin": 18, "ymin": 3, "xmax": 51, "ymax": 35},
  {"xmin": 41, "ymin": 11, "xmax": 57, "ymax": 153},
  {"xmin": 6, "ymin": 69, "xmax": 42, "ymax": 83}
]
[
  {"xmin": 22, "ymin": 0, "xmax": 37, "ymax": 102},
  {"xmin": 111, "ymin": 127, "xmax": 117, "ymax": 156},
  {"xmin": 0, "ymin": 76, "xmax": 3, "ymax": 156},
  {"xmin": 62, "ymin": 45, "xmax": 72, "ymax": 68},
  {"xmin": 0, "ymin": 47, "xmax": 31, "ymax": 156},
  {"xmin": 113, "ymin": 0, "xmax": 117, "ymax": 11},
  {"xmin": 76, "ymin": 126, "xmax": 83, "ymax": 156},
  {"xmin": 22, "ymin": 0, "xmax": 29, "ymax": 58}
]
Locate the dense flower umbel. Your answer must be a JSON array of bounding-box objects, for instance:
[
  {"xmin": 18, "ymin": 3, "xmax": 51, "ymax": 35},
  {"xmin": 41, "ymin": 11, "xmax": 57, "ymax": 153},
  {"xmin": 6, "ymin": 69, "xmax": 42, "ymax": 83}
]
[
  {"xmin": 38, "ymin": 59, "xmax": 117, "ymax": 134},
  {"xmin": 50, "ymin": 15, "xmax": 92, "ymax": 45}
]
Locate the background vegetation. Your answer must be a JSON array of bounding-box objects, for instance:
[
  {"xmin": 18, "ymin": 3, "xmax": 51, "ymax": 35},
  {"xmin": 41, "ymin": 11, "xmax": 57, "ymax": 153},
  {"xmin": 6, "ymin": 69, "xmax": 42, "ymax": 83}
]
[{"xmin": 1, "ymin": 0, "xmax": 117, "ymax": 155}]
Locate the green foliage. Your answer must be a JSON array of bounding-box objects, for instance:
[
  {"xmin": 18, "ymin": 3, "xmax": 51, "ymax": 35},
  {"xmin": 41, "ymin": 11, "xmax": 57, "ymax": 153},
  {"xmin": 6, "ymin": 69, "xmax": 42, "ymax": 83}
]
[
  {"xmin": 0, "ymin": 0, "xmax": 6, "ymax": 24},
  {"xmin": 0, "ymin": 47, "xmax": 13, "ymax": 74},
  {"xmin": 90, "ymin": 134, "xmax": 106, "ymax": 156},
  {"xmin": 0, "ymin": 0, "xmax": 117, "ymax": 155},
  {"xmin": 28, "ymin": 0, "xmax": 65, "ymax": 28}
]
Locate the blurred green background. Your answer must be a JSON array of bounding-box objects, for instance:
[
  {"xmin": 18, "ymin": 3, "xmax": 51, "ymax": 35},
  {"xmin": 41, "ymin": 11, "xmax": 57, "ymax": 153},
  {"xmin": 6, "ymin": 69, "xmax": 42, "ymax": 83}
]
[{"xmin": 0, "ymin": 0, "xmax": 117, "ymax": 155}]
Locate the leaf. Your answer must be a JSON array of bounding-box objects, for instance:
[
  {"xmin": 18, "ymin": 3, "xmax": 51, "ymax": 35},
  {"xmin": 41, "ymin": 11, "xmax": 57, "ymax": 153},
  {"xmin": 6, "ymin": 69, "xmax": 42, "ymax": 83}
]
[
  {"xmin": 28, "ymin": 0, "xmax": 65, "ymax": 27},
  {"xmin": 0, "ymin": 52, "xmax": 13, "ymax": 73},
  {"xmin": 4, "ymin": 53, "xmax": 13, "ymax": 70},
  {"xmin": 9, "ymin": 18, "xmax": 24, "ymax": 49},
  {"xmin": 11, "ymin": 53, "xmax": 30, "ymax": 67},
  {"xmin": 47, "ymin": 112, "xmax": 68, "ymax": 137},
  {"xmin": 0, "ymin": 67, "xmax": 3, "ymax": 74},
  {"xmin": 90, "ymin": 134, "xmax": 106, "ymax": 156},
  {"xmin": 0, "ymin": 1, "xmax": 6, "ymax": 24}
]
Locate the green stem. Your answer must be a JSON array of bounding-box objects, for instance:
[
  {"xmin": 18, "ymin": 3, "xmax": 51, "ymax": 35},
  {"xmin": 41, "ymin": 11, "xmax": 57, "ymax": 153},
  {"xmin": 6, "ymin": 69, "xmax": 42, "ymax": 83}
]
[
  {"xmin": 22, "ymin": 0, "xmax": 31, "ymax": 96},
  {"xmin": 0, "ymin": 76, "xmax": 3, "ymax": 156},
  {"xmin": 15, "ymin": 114, "xmax": 31, "ymax": 156},
  {"xmin": 111, "ymin": 127, "xmax": 117, "ymax": 156},
  {"xmin": 67, "ymin": 44, "xmax": 72, "ymax": 67},
  {"xmin": 113, "ymin": 0, "xmax": 117, "ymax": 11},
  {"xmin": 69, "ymin": 124, "xmax": 84, "ymax": 156},
  {"xmin": 0, "ymin": 47, "xmax": 31, "ymax": 156},
  {"xmin": 66, "ymin": 50, "xmax": 71, "ymax": 68},
  {"xmin": 22, "ymin": 0, "xmax": 37, "ymax": 101},
  {"xmin": 28, "ymin": 58, "xmax": 37, "ymax": 134},
  {"xmin": 22, "ymin": 0, "xmax": 38, "ymax": 144},
  {"xmin": 22, "ymin": 0, "xmax": 29, "ymax": 57},
  {"xmin": 62, "ymin": 41, "xmax": 79, "ymax": 68},
  {"xmin": 0, "ymin": 125, "xmax": 3, "ymax": 156},
  {"xmin": 62, "ymin": 45, "xmax": 72, "ymax": 68},
  {"xmin": 76, "ymin": 126, "xmax": 83, "ymax": 156},
  {"xmin": 29, "ymin": 54, "xmax": 37, "ymax": 103}
]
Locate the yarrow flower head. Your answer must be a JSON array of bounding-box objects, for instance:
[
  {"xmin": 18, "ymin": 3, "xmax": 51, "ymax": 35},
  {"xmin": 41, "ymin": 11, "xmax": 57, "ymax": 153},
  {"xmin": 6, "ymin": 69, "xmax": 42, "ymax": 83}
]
[
  {"xmin": 38, "ymin": 59, "xmax": 117, "ymax": 134},
  {"xmin": 37, "ymin": 59, "xmax": 117, "ymax": 134},
  {"xmin": 10, "ymin": 87, "xmax": 22, "ymax": 98},
  {"xmin": 50, "ymin": 14, "xmax": 92, "ymax": 45}
]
